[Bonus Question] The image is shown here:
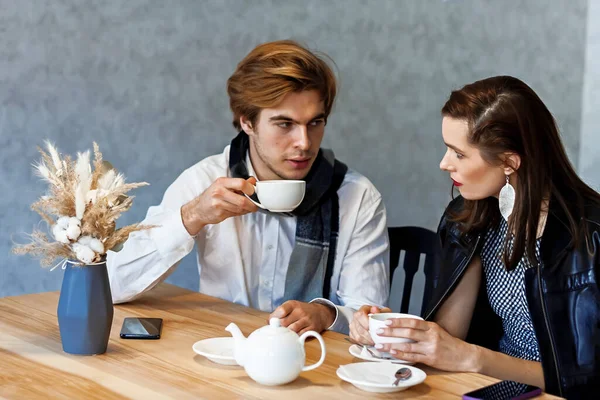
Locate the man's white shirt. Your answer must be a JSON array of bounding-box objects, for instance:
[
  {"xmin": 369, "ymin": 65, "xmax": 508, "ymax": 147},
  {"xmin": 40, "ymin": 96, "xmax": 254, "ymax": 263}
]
[{"xmin": 107, "ymin": 145, "xmax": 390, "ymax": 333}]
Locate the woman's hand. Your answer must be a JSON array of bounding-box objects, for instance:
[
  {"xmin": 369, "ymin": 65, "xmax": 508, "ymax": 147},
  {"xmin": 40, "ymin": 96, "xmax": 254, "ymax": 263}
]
[
  {"xmin": 349, "ymin": 305, "xmax": 391, "ymax": 345},
  {"xmin": 375, "ymin": 318, "xmax": 480, "ymax": 372}
]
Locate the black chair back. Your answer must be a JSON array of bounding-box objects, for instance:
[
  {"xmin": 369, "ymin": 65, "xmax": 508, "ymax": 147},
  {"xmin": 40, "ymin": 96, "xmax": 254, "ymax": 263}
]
[{"xmin": 388, "ymin": 226, "xmax": 438, "ymax": 315}]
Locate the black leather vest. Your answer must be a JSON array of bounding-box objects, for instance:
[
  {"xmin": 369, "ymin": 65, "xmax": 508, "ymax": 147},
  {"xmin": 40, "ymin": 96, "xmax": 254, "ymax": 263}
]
[{"xmin": 423, "ymin": 196, "xmax": 600, "ymax": 399}]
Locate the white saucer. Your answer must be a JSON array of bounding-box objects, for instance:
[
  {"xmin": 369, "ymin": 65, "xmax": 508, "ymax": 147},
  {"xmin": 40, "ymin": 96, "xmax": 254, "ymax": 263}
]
[
  {"xmin": 348, "ymin": 344, "xmax": 413, "ymax": 365},
  {"xmin": 192, "ymin": 337, "xmax": 238, "ymax": 366},
  {"xmin": 337, "ymin": 362, "xmax": 426, "ymax": 393}
]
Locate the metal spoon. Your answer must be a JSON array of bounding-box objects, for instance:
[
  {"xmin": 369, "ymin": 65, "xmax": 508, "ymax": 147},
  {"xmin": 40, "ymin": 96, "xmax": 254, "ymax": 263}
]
[
  {"xmin": 343, "ymin": 337, "xmax": 380, "ymax": 358},
  {"xmin": 362, "ymin": 345, "xmax": 379, "ymax": 358},
  {"xmin": 343, "ymin": 336, "xmax": 362, "ymax": 345},
  {"xmin": 393, "ymin": 367, "xmax": 412, "ymax": 386}
]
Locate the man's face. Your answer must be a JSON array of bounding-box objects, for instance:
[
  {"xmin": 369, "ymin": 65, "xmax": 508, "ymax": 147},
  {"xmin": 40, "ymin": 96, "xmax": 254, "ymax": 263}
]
[{"xmin": 241, "ymin": 90, "xmax": 326, "ymax": 181}]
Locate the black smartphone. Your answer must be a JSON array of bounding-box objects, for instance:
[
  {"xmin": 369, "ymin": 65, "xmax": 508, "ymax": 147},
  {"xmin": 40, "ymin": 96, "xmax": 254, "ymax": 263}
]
[
  {"xmin": 119, "ymin": 317, "xmax": 163, "ymax": 339},
  {"xmin": 463, "ymin": 380, "xmax": 542, "ymax": 400}
]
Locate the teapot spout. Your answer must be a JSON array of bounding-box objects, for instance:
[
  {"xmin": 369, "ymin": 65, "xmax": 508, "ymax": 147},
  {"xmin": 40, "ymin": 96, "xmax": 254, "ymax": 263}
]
[
  {"xmin": 225, "ymin": 323, "xmax": 247, "ymax": 366},
  {"xmin": 225, "ymin": 322, "xmax": 247, "ymax": 341}
]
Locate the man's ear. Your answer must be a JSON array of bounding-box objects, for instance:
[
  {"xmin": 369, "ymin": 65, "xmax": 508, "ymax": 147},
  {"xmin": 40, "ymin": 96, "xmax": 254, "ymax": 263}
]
[
  {"xmin": 240, "ymin": 116, "xmax": 255, "ymax": 136},
  {"xmin": 503, "ymin": 153, "xmax": 521, "ymax": 175}
]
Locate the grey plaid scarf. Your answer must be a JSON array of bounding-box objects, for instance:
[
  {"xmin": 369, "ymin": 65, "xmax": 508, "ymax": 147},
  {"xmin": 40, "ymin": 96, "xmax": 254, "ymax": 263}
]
[{"xmin": 229, "ymin": 131, "xmax": 347, "ymax": 303}]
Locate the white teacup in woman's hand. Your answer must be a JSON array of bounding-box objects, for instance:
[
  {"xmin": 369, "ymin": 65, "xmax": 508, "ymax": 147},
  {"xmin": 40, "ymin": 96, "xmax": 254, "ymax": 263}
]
[{"xmin": 369, "ymin": 313, "xmax": 424, "ymax": 345}]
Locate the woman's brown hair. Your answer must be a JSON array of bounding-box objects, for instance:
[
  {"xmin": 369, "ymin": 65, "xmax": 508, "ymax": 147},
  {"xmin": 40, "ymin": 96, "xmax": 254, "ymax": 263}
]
[
  {"xmin": 227, "ymin": 40, "xmax": 337, "ymax": 131},
  {"xmin": 442, "ymin": 75, "xmax": 600, "ymax": 270}
]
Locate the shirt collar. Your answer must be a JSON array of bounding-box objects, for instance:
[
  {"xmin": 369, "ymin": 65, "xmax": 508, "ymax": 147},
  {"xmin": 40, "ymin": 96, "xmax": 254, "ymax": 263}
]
[{"xmin": 245, "ymin": 151, "xmax": 258, "ymax": 180}]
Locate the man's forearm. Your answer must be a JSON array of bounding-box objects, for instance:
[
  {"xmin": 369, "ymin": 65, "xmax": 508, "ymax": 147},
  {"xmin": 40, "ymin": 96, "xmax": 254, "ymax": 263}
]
[{"xmin": 107, "ymin": 207, "xmax": 195, "ymax": 303}]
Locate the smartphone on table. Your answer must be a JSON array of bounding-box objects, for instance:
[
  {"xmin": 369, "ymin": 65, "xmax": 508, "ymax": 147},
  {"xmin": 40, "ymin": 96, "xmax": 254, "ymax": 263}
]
[
  {"xmin": 120, "ymin": 317, "xmax": 163, "ymax": 339},
  {"xmin": 463, "ymin": 380, "xmax": 542, "ymax": 400}
]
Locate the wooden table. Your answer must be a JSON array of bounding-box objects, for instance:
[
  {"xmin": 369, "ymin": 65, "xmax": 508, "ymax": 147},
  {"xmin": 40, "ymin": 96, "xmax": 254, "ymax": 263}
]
[{"xmin": 0, "ymin": 284, "xmax": 561, "ymax": 399}]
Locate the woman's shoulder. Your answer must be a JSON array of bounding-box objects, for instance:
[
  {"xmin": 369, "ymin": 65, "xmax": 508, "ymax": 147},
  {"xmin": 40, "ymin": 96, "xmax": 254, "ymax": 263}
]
[
  {"xmin": 437, "ymin": 197, "xmax": 465, "ymax": 241},
  {"xmin": 438, "ymin": 196, "xmax": 491, "ymax": 247},
  {"xmin": 583, "ymin": 199, "xmax": 600, "ymax": 230},
  {"xmin": 439, "ymin": 196, "xmax": 467, "ymax": 229},
  {"xmin": 445, "ymin": 196, "xmax": 465, "ymax": 214}
]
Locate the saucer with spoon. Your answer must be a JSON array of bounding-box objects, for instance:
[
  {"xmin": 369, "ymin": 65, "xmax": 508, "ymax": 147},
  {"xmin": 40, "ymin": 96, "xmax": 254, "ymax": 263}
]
[{"xmin": 336, "ymin": 362, "xmax": 426, "ymax": 393}]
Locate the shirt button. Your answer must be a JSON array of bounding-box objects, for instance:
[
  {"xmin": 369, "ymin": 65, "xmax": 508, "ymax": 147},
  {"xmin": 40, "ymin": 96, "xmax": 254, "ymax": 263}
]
[{"xmin": 267, "ymin": 245, "xmax": 273, "ymax": 250}]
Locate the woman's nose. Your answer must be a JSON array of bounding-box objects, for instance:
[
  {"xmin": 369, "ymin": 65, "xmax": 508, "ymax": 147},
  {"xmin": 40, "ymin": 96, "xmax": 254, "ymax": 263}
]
[{"xmin": 440, "ymin": 151, "xmax": 450, "ymax": 171}]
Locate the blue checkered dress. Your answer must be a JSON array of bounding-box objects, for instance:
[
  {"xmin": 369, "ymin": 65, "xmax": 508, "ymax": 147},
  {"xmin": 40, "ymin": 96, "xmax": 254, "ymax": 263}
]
[{"xmin": 480, "ymin": 218, "xmax": 541, "ymax": 361}]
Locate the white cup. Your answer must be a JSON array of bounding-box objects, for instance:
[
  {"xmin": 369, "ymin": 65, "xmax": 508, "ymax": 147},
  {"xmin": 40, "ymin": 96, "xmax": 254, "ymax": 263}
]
[
  {"xmin": 246, "ymin": 180, "xmax": 306, "ymax": 212},
  {"xmin": 368, "ymin": 313, "xmax": 424, "ymax": 344}
]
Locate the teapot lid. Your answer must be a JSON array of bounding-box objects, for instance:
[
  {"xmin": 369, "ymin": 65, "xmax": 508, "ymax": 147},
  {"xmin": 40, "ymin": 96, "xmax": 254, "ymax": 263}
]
[{"xmin": 255, "ymin": 318, "xmax": 296, "ymax": 337}]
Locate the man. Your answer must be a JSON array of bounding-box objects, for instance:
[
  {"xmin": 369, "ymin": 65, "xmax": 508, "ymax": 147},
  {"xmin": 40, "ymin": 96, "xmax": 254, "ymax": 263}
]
[{"xmin": 107, "ymin": 40, "xmax": 389, "ymax": 334}]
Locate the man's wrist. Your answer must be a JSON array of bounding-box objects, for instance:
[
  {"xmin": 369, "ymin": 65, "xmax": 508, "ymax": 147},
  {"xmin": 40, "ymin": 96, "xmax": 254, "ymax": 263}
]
[
  {"xmin": 309, "ymin": 298, "xmax": 338, "ymax": 331},
  {"xmin": 181, "ymin": 201, "xmax": 204, "ymax": 236},
  {"xmin": 319, "ymin": 303, "xmax": 336, "ymax": 328}
]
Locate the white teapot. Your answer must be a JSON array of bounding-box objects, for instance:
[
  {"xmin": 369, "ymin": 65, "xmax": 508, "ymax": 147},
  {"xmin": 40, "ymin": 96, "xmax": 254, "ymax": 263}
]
[{"xmin": 225, "ymin": 318, "xmax": 326, "ymax": 386}]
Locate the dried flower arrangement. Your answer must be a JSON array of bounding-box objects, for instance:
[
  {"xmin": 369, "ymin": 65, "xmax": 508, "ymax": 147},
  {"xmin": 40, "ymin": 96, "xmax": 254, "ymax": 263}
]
[{"xmin": 13, "ymin": 141, "xmax": 151, "ymax": 266}]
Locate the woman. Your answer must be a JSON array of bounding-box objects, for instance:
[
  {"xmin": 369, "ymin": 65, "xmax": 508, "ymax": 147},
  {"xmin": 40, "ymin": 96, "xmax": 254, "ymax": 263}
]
[{"xmin": 350, "ymin": 76, "xmax": 599, "ymax": 398}]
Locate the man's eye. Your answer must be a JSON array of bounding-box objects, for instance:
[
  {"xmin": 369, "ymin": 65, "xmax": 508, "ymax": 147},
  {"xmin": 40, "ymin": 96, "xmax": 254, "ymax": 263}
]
[
  {"xmin": 309, "ymin": 119, "xmax": 324, "ymax": 127},
  {"xmin": 277, "ymin": 122, "xmax": 290, "ymax": 129},
  {"xmin": 456, "ymin": 152, "xmax": 464, "ymax": 159}
]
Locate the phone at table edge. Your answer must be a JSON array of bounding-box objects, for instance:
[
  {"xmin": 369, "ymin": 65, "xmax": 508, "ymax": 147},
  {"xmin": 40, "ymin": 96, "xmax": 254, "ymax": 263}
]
[
  {"xmin": 119, "ymin": 317, "xmax": 163, "ymax": 339},
  {"xmin": 462, "ymin": 380, "xmax": 542, "ymax": 400}
]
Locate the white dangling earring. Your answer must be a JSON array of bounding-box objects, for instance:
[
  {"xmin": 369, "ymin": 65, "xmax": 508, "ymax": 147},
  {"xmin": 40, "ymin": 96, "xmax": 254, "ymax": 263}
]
[{"xmin": 499, "ymin": 174, "xmax": 515, "ymax": 221}]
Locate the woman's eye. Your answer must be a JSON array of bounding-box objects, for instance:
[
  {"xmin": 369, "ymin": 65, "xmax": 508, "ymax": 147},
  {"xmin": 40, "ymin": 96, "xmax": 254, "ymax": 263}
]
[{"xmin": 456, "ymin": 152, "xmax": 464, "ymax": 159}]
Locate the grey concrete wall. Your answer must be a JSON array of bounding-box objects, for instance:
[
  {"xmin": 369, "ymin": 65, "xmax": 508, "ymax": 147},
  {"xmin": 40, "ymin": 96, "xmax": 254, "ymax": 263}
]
[
  {"xmin": 580, "ymin": 0, "xmax": 600, "ymax": 190},
  {"xmin": 1, "ymin": 1, "xmax": 588, "ymax": 307}
]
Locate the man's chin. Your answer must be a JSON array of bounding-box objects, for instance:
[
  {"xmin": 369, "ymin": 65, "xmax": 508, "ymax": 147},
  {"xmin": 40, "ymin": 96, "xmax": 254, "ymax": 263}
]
[
  {"xmin": 273, "ymin": 166, "xmax": 310, "ymax": 181},
  {"xmin": 281, "ymin": 171, "xmax": 309, "ymax": 180}
]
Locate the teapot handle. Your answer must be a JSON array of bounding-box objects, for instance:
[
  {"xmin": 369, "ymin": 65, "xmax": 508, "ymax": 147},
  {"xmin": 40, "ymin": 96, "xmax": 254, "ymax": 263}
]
[{"xmin": 299, "ymin": 331, "xmax": 326, "ymax": 372}]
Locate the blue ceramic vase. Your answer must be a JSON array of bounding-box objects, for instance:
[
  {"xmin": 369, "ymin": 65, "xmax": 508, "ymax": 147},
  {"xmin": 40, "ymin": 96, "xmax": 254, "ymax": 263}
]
[{"xmin": 57, "ymin": 259, "xmax": 114, "ymax": 355}]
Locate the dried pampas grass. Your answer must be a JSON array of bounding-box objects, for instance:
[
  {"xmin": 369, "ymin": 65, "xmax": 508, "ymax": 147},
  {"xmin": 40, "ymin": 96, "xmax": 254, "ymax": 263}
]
[
  {"xmin": 12, "ymin": 231, "xmax": 73, "ymax": 267},
  {"xmin": 13, "ymin": 141, "xmax": 153, "ymax": 266}
]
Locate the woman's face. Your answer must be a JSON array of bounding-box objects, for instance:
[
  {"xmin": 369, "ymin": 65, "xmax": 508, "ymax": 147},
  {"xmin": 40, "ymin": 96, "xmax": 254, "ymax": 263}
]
[{"xmin": 439, "ymin": 117, "xmax": 507, "ymax": 200}]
